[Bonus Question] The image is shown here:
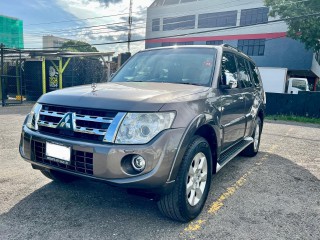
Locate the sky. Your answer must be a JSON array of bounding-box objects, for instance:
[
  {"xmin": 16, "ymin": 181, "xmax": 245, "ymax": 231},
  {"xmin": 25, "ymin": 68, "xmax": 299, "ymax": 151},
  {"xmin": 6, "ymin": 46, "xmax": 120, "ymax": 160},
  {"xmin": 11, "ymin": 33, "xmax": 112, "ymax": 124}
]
[{"xmin": 0, "ymin": 0, "xmax": 154, "ymax": 53}]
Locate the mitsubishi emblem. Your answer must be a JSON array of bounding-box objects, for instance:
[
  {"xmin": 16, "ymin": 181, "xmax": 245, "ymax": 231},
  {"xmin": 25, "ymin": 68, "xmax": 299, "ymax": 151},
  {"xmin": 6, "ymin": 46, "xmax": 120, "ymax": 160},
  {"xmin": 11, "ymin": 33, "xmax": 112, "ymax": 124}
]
[{"xmin": 58, "ymin": 113, "xmax": 75, "ymax": 130}]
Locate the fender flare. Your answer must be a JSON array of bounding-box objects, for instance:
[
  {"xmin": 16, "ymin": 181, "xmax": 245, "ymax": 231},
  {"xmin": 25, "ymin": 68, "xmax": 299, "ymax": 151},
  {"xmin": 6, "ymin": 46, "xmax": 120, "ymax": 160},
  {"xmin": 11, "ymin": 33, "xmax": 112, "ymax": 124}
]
[{"xmin": 167, "ymin": 114, "xmax": 220, "ymax": 182}]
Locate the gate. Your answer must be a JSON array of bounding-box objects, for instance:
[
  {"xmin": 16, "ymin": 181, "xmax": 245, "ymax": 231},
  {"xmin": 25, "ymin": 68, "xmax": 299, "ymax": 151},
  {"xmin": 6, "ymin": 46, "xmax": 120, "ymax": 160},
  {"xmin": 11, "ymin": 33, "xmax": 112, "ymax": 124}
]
[{"xmin": 0, "ymin": 44, "xmax": 23, "ymax": 106}]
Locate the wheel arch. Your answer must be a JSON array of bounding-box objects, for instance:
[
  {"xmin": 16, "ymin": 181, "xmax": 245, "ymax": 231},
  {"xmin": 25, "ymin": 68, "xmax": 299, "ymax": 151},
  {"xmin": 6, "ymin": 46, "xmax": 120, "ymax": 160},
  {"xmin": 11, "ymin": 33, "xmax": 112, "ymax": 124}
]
[
  {"xmin": 167, "ymin": 114, "xmax": 221, "ymax": 182},
  {"xmin": 194, "ymin": 124, "xmax": 219, "ymax": 174}
]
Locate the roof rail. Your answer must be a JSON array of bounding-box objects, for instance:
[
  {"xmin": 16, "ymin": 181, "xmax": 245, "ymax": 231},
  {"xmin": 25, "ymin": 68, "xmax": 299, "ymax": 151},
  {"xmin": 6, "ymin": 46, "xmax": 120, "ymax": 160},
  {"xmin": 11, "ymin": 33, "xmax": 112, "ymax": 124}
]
[
  {"xmin": 222, "ymin": 44, "xmax": 254, "ymax": 60},
  {"xmin": 222, "ymin": 44, "xmax": 240, "ymax": 52}
]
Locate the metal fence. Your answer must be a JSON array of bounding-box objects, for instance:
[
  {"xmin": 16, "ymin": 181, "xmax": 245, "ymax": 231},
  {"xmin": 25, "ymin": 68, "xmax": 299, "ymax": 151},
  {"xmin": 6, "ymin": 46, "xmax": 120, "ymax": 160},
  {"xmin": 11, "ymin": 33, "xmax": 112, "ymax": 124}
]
[
  {"xmin": 0, "ymin": 45, "xmax": 23, "ymax": 106},
  {"xmin": 0, "ymin": 45, "xmax": 117, "ymax": 106},
  {"xmin": 266, "ymin": 92, "xmax": 320, "ymax": 118}
]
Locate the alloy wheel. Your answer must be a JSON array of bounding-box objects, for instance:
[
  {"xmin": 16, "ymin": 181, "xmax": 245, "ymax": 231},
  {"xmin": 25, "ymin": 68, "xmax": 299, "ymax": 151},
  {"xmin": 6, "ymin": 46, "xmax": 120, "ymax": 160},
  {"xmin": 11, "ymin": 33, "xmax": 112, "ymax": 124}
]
[{"xmin": 186, "ymin": 152, "xmax": 208, "ymax": 206}]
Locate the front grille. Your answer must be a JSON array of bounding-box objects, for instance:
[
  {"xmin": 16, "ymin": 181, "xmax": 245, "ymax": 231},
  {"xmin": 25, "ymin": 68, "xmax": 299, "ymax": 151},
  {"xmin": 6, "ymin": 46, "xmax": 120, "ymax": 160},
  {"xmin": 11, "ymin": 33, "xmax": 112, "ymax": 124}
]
[
  {"xmin": 37, "ymin": 104, "xmax": 125, "ymax": 143},
  {"xmin": 32, "ymin": 140, "xmax": 93, "ymax": 175}
]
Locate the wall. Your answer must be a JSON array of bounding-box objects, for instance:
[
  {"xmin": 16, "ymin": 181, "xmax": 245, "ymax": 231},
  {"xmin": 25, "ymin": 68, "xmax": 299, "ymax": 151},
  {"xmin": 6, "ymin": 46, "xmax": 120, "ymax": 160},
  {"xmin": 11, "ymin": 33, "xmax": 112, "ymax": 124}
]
[{"xmin": 266, "ymin": 92, "xmax": 320, "ymax": 118}]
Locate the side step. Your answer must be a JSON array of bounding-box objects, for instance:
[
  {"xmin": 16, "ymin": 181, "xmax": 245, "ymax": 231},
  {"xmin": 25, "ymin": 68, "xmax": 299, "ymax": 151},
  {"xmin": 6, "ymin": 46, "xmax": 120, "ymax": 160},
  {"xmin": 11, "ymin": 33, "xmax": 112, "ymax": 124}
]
[{"xmin": 216, "ymin": 137, "xmax": 253, "ymax": 173}]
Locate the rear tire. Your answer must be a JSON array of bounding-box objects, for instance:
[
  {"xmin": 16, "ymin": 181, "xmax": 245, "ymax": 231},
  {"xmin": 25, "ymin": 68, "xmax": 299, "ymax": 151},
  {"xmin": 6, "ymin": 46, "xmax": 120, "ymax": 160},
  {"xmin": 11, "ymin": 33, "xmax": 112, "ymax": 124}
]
[
  {"xmin": 40, "ymin": 169, "xmax": 78, "ymax": 183},
  {"xmin": 157, "ymin": 136, "xmax": 212, "ymax": 222},
  {"xmin": 241, "ymin": 116, "xmax": 262, "ymax": 157}
]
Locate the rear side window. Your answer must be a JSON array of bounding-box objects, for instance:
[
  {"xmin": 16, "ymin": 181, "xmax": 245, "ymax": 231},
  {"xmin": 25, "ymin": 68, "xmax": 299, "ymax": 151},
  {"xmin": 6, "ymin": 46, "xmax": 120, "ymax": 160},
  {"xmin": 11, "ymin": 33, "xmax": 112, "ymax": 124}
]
[
  {"xmin": 236, "ymin": 56, "xmax": 252, "ymax": 88},
  {"xmin": 221, "ymin": 52, "xmax": 239, "ymax": 88},
  {"xmin": 248, "ymin": 61, "xmax": 261, "ymax": 87}
]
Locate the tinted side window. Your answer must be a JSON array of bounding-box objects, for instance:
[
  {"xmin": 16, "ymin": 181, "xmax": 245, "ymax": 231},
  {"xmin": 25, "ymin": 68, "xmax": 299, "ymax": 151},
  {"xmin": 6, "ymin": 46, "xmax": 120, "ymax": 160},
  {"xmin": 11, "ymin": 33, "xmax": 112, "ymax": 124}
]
[
  {"xmin": 248, "ymin": 61, "xmax": 261, "ymax": 87},
  {"xmin": 221, "ymin": 52, "xmax": 239, "ymax": 88},
  {"xmin": 236, "ymin": 56, "xmax": 253, "ymax": 88}
]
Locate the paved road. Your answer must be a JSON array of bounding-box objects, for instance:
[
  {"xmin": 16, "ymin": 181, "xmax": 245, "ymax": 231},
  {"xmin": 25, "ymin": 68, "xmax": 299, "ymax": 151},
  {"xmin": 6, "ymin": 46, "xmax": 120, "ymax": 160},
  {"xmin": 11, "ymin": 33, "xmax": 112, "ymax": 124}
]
[{"xmin": 0, "ymin": 105, "xmax": 319, "ymax": 240}]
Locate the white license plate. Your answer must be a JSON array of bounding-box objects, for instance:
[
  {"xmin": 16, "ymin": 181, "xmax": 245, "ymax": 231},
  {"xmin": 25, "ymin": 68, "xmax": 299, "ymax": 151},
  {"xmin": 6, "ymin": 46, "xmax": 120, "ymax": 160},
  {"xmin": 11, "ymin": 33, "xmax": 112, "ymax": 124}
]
[{"xmin": 46, "ymin": 142, "xmax": 71, "ymax": 163}]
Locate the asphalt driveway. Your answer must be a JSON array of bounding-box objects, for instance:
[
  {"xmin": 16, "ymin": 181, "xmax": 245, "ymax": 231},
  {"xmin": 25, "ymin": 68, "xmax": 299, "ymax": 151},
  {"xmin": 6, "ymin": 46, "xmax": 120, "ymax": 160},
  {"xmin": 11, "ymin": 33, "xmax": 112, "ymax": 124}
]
[{"xmin": 0, "ymin": 105, "xmax": 319, "ymax": 240}]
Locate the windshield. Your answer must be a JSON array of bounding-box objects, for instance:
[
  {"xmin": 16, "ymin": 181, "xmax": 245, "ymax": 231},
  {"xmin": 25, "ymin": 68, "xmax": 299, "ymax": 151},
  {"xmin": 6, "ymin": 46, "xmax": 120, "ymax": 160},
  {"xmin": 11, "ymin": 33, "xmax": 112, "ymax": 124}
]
[
  {"xmin": 292, "ymin": 79, "xmax": 307, "ymax": 91},
  {"xmin": 111, "ymin": 48, "xmax": 217, "ymax": 86}
]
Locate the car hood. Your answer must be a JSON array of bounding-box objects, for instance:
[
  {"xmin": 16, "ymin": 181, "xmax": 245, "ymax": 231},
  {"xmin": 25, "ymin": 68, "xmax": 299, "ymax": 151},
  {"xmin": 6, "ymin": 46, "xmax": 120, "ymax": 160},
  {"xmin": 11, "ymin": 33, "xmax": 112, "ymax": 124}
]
[{"xmin": 38, "ymin": 82, "xmax": 209, "ymax": 112}]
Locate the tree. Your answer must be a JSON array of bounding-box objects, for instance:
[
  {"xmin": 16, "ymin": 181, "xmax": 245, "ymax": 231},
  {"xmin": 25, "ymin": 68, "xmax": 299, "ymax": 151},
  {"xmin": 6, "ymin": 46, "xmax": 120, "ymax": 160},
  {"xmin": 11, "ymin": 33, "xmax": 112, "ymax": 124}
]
[
  {"xmin": 264, "ymin": 0, "xmax": 320, "ymax": 51},
  {"xmin": 60, "ymin": 40, "xmax": 98, "ymax": 52},
  {"xmin": 59, "ymin": 40, "xmax": 104, "ymax": 85}
]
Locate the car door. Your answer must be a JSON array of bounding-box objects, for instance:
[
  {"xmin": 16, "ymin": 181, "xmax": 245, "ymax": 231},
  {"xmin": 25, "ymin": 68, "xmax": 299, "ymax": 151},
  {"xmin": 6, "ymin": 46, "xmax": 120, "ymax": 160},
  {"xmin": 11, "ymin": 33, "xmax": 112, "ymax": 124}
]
[
  {"xmin": 236, "ymin": 56, "xmax": 256, "ymax": 137},
  {"xmin": 219, "ymin": 52, "xmax": 246, "ymax": 150}
]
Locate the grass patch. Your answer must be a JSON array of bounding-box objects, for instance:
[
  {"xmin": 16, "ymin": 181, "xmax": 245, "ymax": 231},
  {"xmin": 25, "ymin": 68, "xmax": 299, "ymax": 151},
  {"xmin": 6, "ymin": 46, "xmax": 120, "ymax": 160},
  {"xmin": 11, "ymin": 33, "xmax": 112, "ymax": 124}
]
[{"xmin": 266, "ymin": 115, "xmax": 320, "ymax": 125}]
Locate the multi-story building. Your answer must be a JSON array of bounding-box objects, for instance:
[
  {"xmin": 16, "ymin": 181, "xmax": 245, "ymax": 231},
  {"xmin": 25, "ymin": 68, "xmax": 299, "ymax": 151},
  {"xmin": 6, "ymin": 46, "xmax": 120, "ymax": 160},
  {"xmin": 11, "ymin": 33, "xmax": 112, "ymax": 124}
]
[
  {"xmin": 42, "ymin": 35, "xmax": 71, "ymax": 49},
  {"xmin": 145, "ymin": 0, "xmax": 320, "ymax": 80},
  {"xmin": 0, "ymin": 15, "xmax": 24, "ymax": 49}
]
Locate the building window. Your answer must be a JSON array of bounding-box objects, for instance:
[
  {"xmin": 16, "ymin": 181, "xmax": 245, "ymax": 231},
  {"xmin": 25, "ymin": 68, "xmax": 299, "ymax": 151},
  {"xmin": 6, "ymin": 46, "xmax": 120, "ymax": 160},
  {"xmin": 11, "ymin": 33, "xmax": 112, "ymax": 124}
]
[
  {"xmin": 161, "ymin": 42, "xmax": 193, "ymax": 47},
  {"xmin": 240, "ymin": 7, "xmax": 269, "ymax": 26},
  {"xmin": 176, "ymin": 42, "xmax": 194, "ymax": 45},
  {"xmin": 152, "ymin": 18, "xmax": 160, "ymax": 31},
  {"xmin": 206, "ymin": 40, "xmax": 223, "ymax": 45},
  {"xmin": 198, "ymin": 11, "xmax": 237, "ymax": 28},
  {"xmin": 238, "ymin": 39, "xmax": 266, "ymax": 56},
  {"xmin": 162, "ymin": 42, "xmax": 176, "ymax": 47},
  {"xmin": 163, "ymin": 15, "xmax": 195, "ymax": 31}
]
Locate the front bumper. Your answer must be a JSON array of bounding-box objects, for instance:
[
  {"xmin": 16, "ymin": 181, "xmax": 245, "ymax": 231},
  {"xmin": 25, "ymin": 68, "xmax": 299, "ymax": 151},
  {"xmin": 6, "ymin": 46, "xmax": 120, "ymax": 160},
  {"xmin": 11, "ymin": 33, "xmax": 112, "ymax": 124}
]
[{"xmin": 20, "ymin": 125, "xmax": 185, "ymax": 193}]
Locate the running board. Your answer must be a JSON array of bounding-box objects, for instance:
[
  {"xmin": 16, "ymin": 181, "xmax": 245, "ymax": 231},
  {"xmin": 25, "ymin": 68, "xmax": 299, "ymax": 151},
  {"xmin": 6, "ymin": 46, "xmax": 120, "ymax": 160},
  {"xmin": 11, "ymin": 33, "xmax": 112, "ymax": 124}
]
[{"xmin": 216, "ymin": 137, "xmax": 253, "ymax": 173}]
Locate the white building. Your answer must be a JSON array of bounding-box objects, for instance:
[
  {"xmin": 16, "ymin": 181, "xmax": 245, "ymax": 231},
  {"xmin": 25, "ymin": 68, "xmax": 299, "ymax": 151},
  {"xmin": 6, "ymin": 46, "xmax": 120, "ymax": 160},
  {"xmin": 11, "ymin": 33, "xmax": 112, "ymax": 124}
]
[
  {"xmin": 146, "ymin": 0, "xmax": 320, "ymax": 81},
  {"xmin": 42, "ymin": 35, "xmax": 71, "ymax": 49}
]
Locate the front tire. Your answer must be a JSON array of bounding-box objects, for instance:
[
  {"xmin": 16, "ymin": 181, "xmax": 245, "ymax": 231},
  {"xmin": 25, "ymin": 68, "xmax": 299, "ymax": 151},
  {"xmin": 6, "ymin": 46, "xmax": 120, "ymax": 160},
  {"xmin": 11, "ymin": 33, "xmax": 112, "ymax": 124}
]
[{"xmin": 157, "ymin": 136, "xmax": 212, "ymax": 222}]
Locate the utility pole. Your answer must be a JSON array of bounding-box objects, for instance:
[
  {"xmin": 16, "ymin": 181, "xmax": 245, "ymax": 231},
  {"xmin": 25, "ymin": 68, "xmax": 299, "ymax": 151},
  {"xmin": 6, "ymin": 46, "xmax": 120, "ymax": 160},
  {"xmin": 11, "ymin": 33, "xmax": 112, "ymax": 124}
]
[{"xmin": 128, "ymin": 0, "xmax": 133, "ymax": 53}]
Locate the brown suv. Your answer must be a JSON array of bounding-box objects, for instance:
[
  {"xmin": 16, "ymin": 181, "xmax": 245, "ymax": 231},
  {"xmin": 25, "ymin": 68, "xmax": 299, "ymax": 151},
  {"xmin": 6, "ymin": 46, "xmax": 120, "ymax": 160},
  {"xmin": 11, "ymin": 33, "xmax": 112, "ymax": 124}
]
[{"xmin": 19, "ymin": 45, "xmax": 266, "ymax": 222}]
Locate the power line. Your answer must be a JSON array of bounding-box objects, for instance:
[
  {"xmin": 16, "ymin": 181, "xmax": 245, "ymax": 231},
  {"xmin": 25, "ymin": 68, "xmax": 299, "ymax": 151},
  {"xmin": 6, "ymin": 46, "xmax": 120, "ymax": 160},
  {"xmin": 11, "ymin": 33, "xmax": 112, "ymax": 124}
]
[
  {"xmin": 4, "ymin": 0, "xmax": 316, "ymax": 46},
  {"xmin": 6, "ymin": 1, "xmax": 319, "ymax": 41},
  {"xmin": 22, "ymin": 0, "xmax": 256, "ymax": 35},
  {"xmin": 25, "ymin": 21, "xmax": 129, "ymax": 35},
  {"xmin": 18, "ymin": 12, "xmax": 320, "ymax": 50},
  {"xmin": 24, "ymin": 11, "xmax": 141, "ymax": 26},
  {"xmin": 23, "ymin": 0, "xmax": 254, "ymax": 26},
  {"xmin": 19, "ymin": 0, "xmax": 313, "ymax": 37},
  {"xmin": 20, "ymin": 3, "xmax": 316, "ymax": 39}
]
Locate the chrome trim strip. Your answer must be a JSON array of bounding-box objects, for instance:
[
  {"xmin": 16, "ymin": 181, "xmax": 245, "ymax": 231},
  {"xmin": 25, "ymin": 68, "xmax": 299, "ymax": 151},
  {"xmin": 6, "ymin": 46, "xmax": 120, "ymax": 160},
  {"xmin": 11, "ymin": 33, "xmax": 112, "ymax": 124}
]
[
  {"xmin": 104, "ymin": 112, "xmax": 127, "ymax": 143},
  {"xmin": 34, "ymin": 104, "xmax": 43, "ymax": 131},
  {"xmin": 75, "ymin": 115, "xmax": 113, "ymax": 124},
  {"xmin": 38, "ymin": 108, "xmax": 123, "ymax": 141},
  {"xmin": 40, "ymin": 110, "xmax": 66, "ymax": 118},
  {"xmin": 38, "ymin": 121, "xmax": 59, "ymax": 128},
  {"xmin": 74, "ymin": 126, "xmax": 107, "ymax": 136}
]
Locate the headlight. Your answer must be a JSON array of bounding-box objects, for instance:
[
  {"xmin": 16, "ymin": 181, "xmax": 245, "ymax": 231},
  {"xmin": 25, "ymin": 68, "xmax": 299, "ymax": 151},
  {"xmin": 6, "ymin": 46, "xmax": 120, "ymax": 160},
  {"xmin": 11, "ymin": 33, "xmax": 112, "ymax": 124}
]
[
  {"xmin": 26, "ymin": 103, "xmax": 42, "ymax": 130},
  {"xmin": 115, "ymin": 112, "xmax": 175, "ymax": 144}
]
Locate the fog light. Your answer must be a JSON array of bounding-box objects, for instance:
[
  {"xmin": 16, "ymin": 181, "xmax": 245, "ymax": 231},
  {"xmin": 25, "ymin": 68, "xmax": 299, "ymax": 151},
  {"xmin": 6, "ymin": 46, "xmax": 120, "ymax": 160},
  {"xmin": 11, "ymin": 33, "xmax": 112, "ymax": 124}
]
[{"xmin": 131, "ymin": 155, "xmax": 146, "ymax": 172}]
